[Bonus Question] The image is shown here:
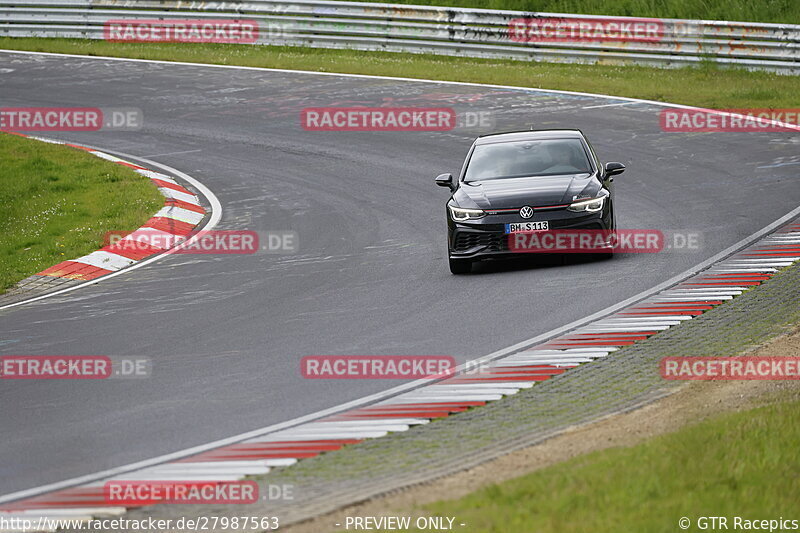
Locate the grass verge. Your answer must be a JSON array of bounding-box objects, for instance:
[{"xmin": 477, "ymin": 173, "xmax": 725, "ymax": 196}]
[
  {"xmin": 0, "ymin": 133, "xmax": 164, "ymax": 293},
  {"xmin": 346, "ymin": 0, "xmax": 800, "ymax": 24},
  {"xmin": 423, "ymin": 396, "xmax": 800, "ymax": 533},
  {"xmin": 1, "ymin": 38, "xmax": 798, "ymax": 110}
]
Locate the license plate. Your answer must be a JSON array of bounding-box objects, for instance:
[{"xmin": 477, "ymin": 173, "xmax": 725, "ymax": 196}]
[{"xmin": 505, "ymin": 221, "xmax": 549, "ymax": 234}]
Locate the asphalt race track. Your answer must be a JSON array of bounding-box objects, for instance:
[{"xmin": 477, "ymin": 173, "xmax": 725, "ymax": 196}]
[{"xmin": 1, "ymin": 51, "xmax": 799, "ymax": 497}]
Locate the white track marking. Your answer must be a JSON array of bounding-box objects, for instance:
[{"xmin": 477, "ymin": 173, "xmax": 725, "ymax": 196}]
[
  {"xmin": 308, "ymin": 421, "xmax": 420, "ymax": 429},
  {"xmin": 591, "ymin": 321, "xmax": 682, "ymax": 327},
  {"xmin": 154, "ymin": 206, "xmax": 205, "ymax": 225},
  {"xmin": 650, "ymin": 296, "xmax": 733, "ymax": 301},
  {"xmin": 437, "ymin": 382, "xmax": 532, "ymax": 388},
  {"xmin": 402, "ymin": 387, "xmax": 503, "ymax": 396},
  {"xmin": 158, "ymin": 187, "xmax": 199, "ymax": 204},
  {"xmin": 71, "ymin": 251, "xmax": 134, "ymax": 271},
  {"xmin": 580, "ymin": 326, "xmax": 672, "ymax": 332},
  {"xmin": 510, "ymin": 350, "xmax": 611, "ymax": 357},
  {"xmin": 581, "ymin": 101, "xmax": 639, "ymax": 109},
  {"xmin": 665, "ymin": 290, "xmax": 744, "ymax": 295},
  {"xmin": 121, "ymin": 228, "xmax": 174, "ymax": 250},
  {"xmin": 520, "ymin": 348, "xmax": 615, "ymax": 353},
  {"xmin": 658, "ymin": 291, "xmax": 741, "ymax": 297},
  {"xmin": 178, "ymin": 457, "xmax": 296, "ymax": 468},
  {"xmin": 266, "ymin": 430, "xmax": 390, "ymax": 439},
  {"xmin": 707, "ymin": 268, "xmax": 778, "ymax": 273},
  {"xmin": 433, "ymin": 383, "xmax": 532, "ymax": 390},
  {"xmin": 141, "ymin": 149, "xmax": 203, "ymax": 158},
  {"xmin": 134, "ymin": 169, "xmax": 178, "ymax": 184},
  {"xmin": 102, "ymin": 473, "xmax": 244, "ymax": 482},
  {"xmin": 728, "ymin": 258, "xmax": 796, "ymax": 262},
  {"xmin": 498, "ymin": 358, "xmax": 595, "ymax": 365},
  {"xmin": 141, "ymin": 462, "xmax": 273, "ymax": 473},
  {"xmin": 115, "ymin": 464, "xmax": 272, "ymax": 477},
  {"xmin": 673, "ymin": 286, "xmax": 754, "ymax": 291},
  {"xmin": 28, "ymin": 136, "xmax": 65, "ymax": 145},
  {"xmin": 329, "ymin": 418, "xmax": 430, "ymax": 425},
  {"xmin": 605, "ymin": 315, "xmax": 694, "ymax": 321},
  {"xmin": 508, "ymin": 352, "xmax": 609, "ymax": 359},
  {"xmin": 88, "ymin": 151, "xmax": 134, "ymax": 165},
  {"xmin": 498, "ymin": 358, "xmax": 594, "ymax": 365},
  {"xmin": 740, "ymin": 256, "xmax": 799, "ymax": 261},
  {"xmin": 431, "ymin": 386, "xmax": 526, "ymax": 394},
  {"xmin": 151, "ymin": 460, "xmax": 278, "ymax": 468},
  {"xmin": 390, "ymin": 395, "xmax": 504, "ymax": 402}
]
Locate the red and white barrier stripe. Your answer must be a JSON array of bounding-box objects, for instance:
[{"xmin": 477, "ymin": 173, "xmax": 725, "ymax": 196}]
[{"xmin": 6, "ymin": 133, "xmax": 207, "ymax": 283}]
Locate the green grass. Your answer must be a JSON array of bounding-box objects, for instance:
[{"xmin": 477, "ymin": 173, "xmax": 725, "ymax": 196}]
[
  {"xmin": 348, "ymin": 0, "xmax": 800, "ymax": 24},
  {"xmin": 422, "ymin": 398, "xmax": 800, "ymax": 533},
  {"xmin": 0, "ymin": 132, "xmax": 164, "ymax": 292},
  {"xmin": 2, "ymin": 38, "xmax": 798, "ymax": 110}
]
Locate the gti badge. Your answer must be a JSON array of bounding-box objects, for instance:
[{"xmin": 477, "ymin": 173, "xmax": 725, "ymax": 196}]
[{"xmin": 519, "ymin": 205, "xmax": 534, "ymax": 219}]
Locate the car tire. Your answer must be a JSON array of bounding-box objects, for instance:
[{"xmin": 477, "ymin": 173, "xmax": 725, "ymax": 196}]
[{"xmin": 449, "ymin": 257, "xmax": 472, "ymax": 274}]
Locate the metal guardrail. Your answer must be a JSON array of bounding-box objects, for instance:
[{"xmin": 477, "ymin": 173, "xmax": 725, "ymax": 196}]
[{"xmin": 1, "ymin": 0, "xmax": 798, "ymax": 74}]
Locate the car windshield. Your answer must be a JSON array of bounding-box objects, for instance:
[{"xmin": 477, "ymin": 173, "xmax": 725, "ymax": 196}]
[{"xmin": 464, "ymin": 139, "xmax": 593, "ymax": 182}]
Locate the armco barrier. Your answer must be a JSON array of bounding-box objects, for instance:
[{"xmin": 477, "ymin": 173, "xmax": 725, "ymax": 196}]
[{"xmin": 0, "ymin": 1, "xmax": 798, "ymax": 72}]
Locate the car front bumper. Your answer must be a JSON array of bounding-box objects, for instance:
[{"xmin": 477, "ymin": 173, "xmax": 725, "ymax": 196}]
[{"xmin": 447, "ymin": 207, "xmax": 614, "ymax": 260}]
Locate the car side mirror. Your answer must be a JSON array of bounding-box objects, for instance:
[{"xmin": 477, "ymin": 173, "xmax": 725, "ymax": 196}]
[
  {"xmin": 605, "ymin": 162, "xmax": 626, "ymax": 176},
  {"xmin": 435, "ymin": 173, "xmax": 455, "ymax": 191}
]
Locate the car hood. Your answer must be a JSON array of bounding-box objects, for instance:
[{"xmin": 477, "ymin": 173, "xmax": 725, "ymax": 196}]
[{"xmin": 454, "ymin": 174, "xmax": 600, "ymax": 210}]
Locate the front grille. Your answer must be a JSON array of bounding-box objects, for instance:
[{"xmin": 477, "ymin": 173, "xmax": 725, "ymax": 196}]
[{"xmin": 454, "ymin": 232, "xmax": 507, "ymax": 252}]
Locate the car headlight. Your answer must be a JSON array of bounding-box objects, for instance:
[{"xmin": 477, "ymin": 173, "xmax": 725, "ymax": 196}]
[
  {"xmin": 567, "ymin": 192, "xmax": 608, "ymax": 213},
  {"xmin": 448, "ymin": 204, "xmax": 486, "ymax": 221}
]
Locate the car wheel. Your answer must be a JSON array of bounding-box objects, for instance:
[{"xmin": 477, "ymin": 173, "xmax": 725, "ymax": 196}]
[{"xmin": 449, "ymin": 257, "xmax": 472, "ymax": 274}]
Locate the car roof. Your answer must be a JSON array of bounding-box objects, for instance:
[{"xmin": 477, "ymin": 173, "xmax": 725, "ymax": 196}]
[{"xmin": 474, "ymin": 129, "xmax": 584, "ymax": 146}]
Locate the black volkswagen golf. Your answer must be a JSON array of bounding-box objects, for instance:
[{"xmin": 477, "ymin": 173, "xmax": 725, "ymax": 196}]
[{"xmin": 436, "ymin": 129, "xmax": 625, "ymax": 274}]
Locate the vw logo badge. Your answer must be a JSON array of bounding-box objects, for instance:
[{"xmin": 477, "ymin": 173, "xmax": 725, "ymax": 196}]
[{"xmin": 519, "ymin": 206, "xmax": 534, "ymax": 219}]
